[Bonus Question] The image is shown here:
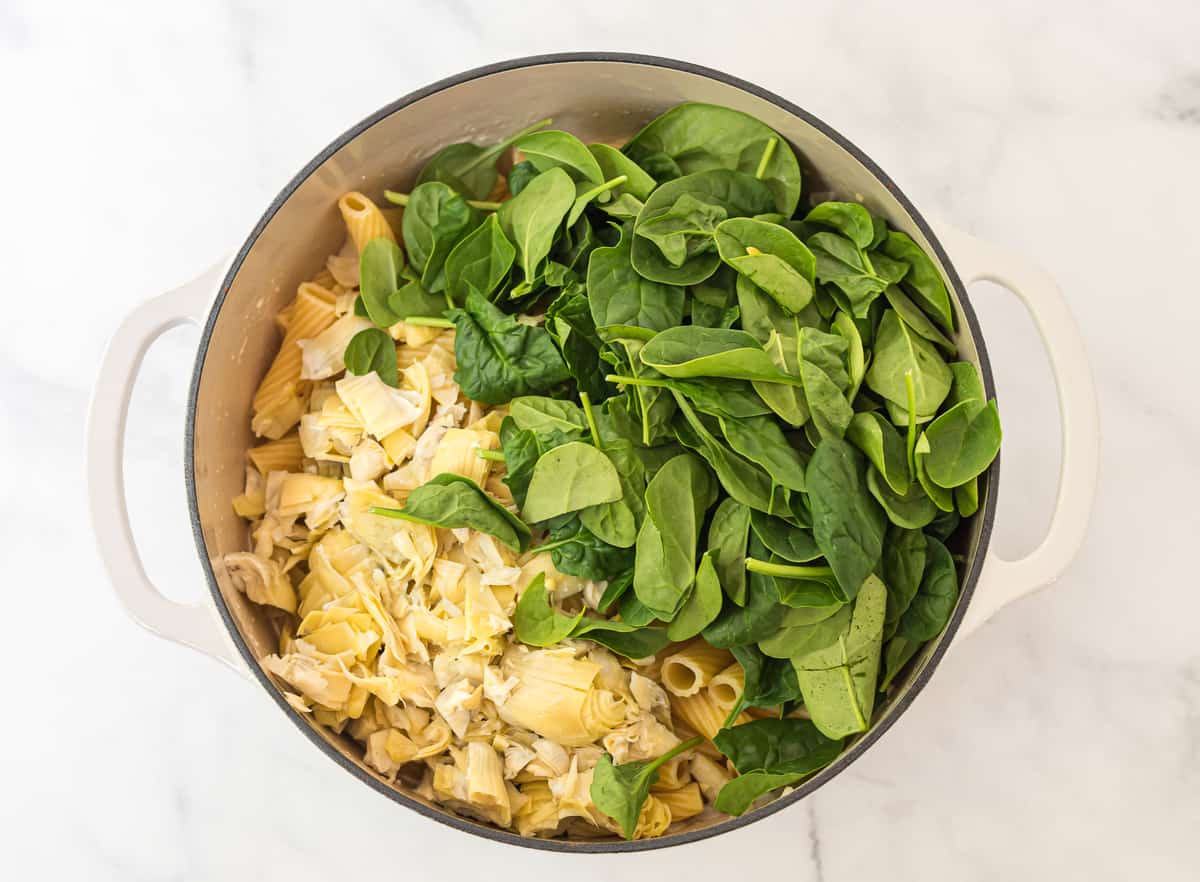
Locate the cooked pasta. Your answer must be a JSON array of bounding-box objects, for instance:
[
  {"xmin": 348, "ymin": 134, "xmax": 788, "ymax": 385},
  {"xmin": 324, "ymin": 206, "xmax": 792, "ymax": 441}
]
[
  {"xmin": 338, "ymin": 191, "xmax": 397, "ymax": 254},
  {"xmin": 661, "ymin": 640, "xmax": 734, "ymax": 697}
]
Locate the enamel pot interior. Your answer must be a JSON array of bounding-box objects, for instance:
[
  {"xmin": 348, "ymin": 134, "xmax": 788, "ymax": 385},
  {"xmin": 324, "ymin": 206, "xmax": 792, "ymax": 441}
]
[{"xmin": 187, "ymin": 53, "xmax": 997, "ymax": 853}]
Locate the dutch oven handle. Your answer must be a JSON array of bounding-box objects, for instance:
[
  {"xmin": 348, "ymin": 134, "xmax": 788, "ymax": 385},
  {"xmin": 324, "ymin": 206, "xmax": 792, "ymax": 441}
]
[
  {"xmin": 932, "ymin": 219, "xmax": 1100, "ymax": 640},
  {"xmin": 87, "ymin": 261, "xmax": 245, "ymax": 671}
]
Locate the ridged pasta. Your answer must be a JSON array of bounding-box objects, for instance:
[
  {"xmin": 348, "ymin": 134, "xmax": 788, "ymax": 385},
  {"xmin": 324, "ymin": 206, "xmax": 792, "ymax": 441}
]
[
  {"xmin": 251, "ymin": 283, "xmax": 338, "ymax": 439},
  {"xmin": 655, "ymin": 782, "xmax": 705, "ymax": 822},
  {"xmin": 670, "ymin": 691, "xmax": 752, "ymax": 741},
  {"xmin": 248, "ymin": 433, "xmax": 305, "ymax": 474},
  {"xmin": 661, "ymin": 640, "xmax": 734, "ymax": 697},
  {"xmin": 707, "ymin": 662, "xmax": 745, "ymax": 713},
  {"xmin": 338, "ymin": 191, "xmax": 397, "ymax": 254}
]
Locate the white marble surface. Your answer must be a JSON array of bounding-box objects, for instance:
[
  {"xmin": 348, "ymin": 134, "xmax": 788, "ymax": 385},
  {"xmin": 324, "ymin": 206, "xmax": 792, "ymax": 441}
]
[{"xmin": 3, "ymin": 0, "xmax": 1198, "ymax": 878}]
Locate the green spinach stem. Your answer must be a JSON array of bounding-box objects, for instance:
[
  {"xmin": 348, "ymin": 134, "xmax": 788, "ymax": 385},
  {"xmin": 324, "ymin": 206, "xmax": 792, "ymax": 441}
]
[
  {"xmin": 604, "ymin": 374, "xmax": 665, "ymax": 389},
  {"xmin": 745, "ymin": 558, "xmax": 835, "ymax": 579},
  {"xmin": 577, "ymin": 174, "xmax": 628, "ymax": 204},
  {"xmin": 904, "ymin": 370, "xmax": 918, "ymax": 479},
  {"xmin": 384, "ymin": 190, "xmax": 501, "ymax": 212},
  {"xmin": 579, "ymin": 391, "xmax": 603, "ymax": 450},
  {"xmin": 476, "ymin": 449, "xmax": 506, "ymax": 462},
  {"xmin": 754, "ymin": 137, "xmax": 779, "ymax": 180},
  {"xmin": 403, "ymin": 316, "xmax": 455, "ymax": 328}
]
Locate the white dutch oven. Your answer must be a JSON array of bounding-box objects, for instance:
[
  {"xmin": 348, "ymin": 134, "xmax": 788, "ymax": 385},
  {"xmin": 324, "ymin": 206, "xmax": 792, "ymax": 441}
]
[{"xmin": 86, "ymin": 54, "xmax": 1099, "ymax": 852}]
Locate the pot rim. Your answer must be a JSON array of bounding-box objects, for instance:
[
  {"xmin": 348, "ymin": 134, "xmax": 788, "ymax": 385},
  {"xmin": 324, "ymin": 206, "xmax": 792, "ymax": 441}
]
[{"xmin": 185, "ymin": 51, "xmax": 997, "ymax": 853}]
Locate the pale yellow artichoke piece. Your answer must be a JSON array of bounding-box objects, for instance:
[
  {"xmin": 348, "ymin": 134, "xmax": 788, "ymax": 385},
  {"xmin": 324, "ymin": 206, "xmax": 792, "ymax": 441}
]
[{"xmin": 223, "ymin": 552, "xmax": 297, "ymax": 613}]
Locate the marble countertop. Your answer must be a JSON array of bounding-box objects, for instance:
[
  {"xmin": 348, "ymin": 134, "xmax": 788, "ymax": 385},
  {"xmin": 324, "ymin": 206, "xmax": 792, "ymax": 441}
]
[{"xmin": 3, "ymin": 0, "xmax": 1197, "ymax": 878}]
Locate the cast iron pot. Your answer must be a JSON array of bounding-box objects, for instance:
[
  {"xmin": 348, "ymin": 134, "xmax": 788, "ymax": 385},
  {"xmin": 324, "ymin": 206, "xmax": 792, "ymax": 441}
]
[{"xmin": 87, "ymin": 53, "xmax": 1099, "ymax": 852}]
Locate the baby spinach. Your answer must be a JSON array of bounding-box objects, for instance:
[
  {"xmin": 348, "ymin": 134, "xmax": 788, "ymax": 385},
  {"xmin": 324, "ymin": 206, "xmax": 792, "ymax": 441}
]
[
  {"xmin": 509, "ymin": 395, "xmax": 587, "ymax": 436},
  {"xmin": 885, "ymin": 285, "xmax": 956, "ymax": 355},
  {"xmin": 707, "ymin": 498, "xmax": 751, "ymax": 605},
  {"xmin": 588, "ymin": 143, "xmax": 658, "ymax": 199},
  {"xmin": 867, "ymin": 467, "xmax": 938, "ymax": 528},
  {"xmin": 846, "ymin": 411, "xmax": 910, "ymax": 495},
  {"xmin": 572, "ymin": 618, "xmax": 671, "ymax": 658},
  {"xmin": 624, "ymin": 103, "xmax": 802, "ymax": 214},
  {"xmin": 922, "ymin": 399, "xmax": 1002, "ymax": 488},
  {"xmin": 497, "ymin": 166, "xmax": 575, "ymax": 292},
  {"xmin": 507, "ymin": 160, "xmax": 538, "ymax": 196},
  {"xmin": 673, "ymin": 396, "xmax": 779, "ymax": 515},
  {"xmin": 880, "ymin": 230, "xmax": 955, "ymax": 332},
  {"xmin": 388, "ymin": 280, "xmax": 449, "ymax": 321},
  {"xmin": 750, "ymin": 511, "xmax": 821, "ymax": 563},
  {"xmin": 371, "ymin": 473, "xmax": 531, "ymax": 552},
  {"xmin": 798, "ymin": 327, "xmax": 854, "ymax": 440},
  {"xmin": 806, "ymin": 438, "xmax": 887, "ymax": 600},
  {"xmin": 515, "ymin": 129, "xmax": 604, "ymax": 186},
  {"xmin": 758, "ymin": 602, "xmax": 847, "ymax": 658},
  {"xmin": 641, "ymin": 326, "xmax": 801, "ymax": 385},
  {"xmin": 343, "ymin": 328, "xmax": 399, "ymax": 387},
  {"xmin": 498, "ymin": 418, "xmax": 542, "ymax": 507},
  {"xmin": 522, "ymin": 441, "xmax": 624, "ymax": 523},
  {"xmin": 882, "ymin": 537, "xmax": 958, "ymax": 688},
  {"xmin": 513, "ymin": 573, "xmax": 584, "ymax": 646},
  {"xmin": 727, "ymin": 644, "xmax": 802, "ymax": 719},
  {"xmin": 358, "ymin": 238, "xmax": 407, "ymax": 326},
  {"xmin": 416, "ymin": 117, "xmax": 551, "ymax": 200},
  {"xmin": 866, "ymin": 310, "xmax": 953, "ymax": 416},
  {"xmin": 714, "ymin": 217, "xmax": 816, "ymax": 313},
  {"xmin": 703, "ymin": 534, "xmax": 786, "ymax": 648},
  {"xmin": 587, "ymin": 226, "xmax": 686, "ymax": 336},
  {"xmin": 632, "ymin": 170, "xmax": 776, "ymax": 284},
  {"xmin": 719, "ymin": 414, "xmax": 808, "ymax": 491},
  {"xmin": 666, "ymin": 550, "xmax": 724, "ymax": 641},
  {"xmin": 545, "ymin": 286, "xmax": 609, "ymax": 404},
  {"xmin": 804, "ymin": 202, "xmax": 875, "ymax": 250},
  {"xmin": 808, "ymin": 232, "xmax": 888, "ymax": 317},
  {"xmin": 881, "ymin": 526, "xmax": 927, "ymax": 635},
  {"xmin": 793, "ymin": 575, "xmax": 887, "ymax": 738},
  {"xmin": 540, "ymin": 515, "xmax": 635, "ymax": 581},
  {"xmin": 447, "ymin": 290, "xmax": 570, "ymax": 403},
  {"xmin": 401, "ymin": 182, "xmax": 483, "ymax": 293},
  {"xmin": 713, "ymin": 718, "xmax": 844, "ymax": 815},
  {"xmin": 608, "ymin": 375, "xmax": 772, "ymax": 422},
  {"xmin": 443, "ymin": 213, "xmax": 515, "ymax": 303},
  {"xmin": 591, "ymin": 736, "xmax": 703, "ymax": 840},
  {"xmin": 633, "ymin": 453, "xmax": 716, "ymax": 614}
]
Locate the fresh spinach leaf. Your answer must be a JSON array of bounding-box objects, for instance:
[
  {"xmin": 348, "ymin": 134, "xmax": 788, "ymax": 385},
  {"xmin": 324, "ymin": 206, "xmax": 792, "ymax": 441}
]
[
  {"xmin": 713, "ymin": 718, "xmax": 843, "ymax": 815},
  {"xmin": 922, "ymin": 399, "xmax": 1002, "ymax": 488},
  {"xmin": 388, "ymin": 280, "xmax": 449, "ymax": 321},
  {"xmin": 666, "ymin": 550, "xmax": 724, "ymax": 641},
  {"xmin": 541, "ymin": 515, "xmax": 635, "ymax": 581},
  {"xmin": 867, "ymin": 467, "xmax": 938, "ymax": 528},
  {"xmin": 884, "ymin": 285, "xmax": 956, "ymax": 355},
  {"xmin": 714, "ymin": 217, "xmax": 816, "ymax": 313},
  {"xmin": 866, "ymin": 310, "xmax": 953, "ymax": 415},
  {"xmin": 719, "ymin": 414, "xmax": 809, "ymax": 491},
  {"xmin": 880, "ymin": 230, "xmax": 955, "ymax": 332},
  {"xmin": 591, "ymin": 737, "xmax": 702, "ymax": 840},
  {"xmin": 515, "ymin": 129, "xmax": 604, "ymax": 186},
  {"xmin": 803, "ymin": 202, "xmax": 875, "ymax": 250},
  {"xmin": 881, "ymin": 526, "xmax": 926, "ymax": 635},
  {"xmin": 497, "ymin": 167, "xmax": 576, "ymax": 292},
  {"xmin": 707, "ymin": 498, "xmax": 752, "ymax": 606},
  {"xmin": 523, "ymin": 441, "xmax": 624, "ymax": 523},
  {"xmin": 632, "ymin": 170, "xmax": 776, "ymax": 285},
  {"xmin": 586, "ymin": 225, "xmax": 687, "ymax": 336},
  {"xmin": 343, "ymin": 328, "xmax": 399, "ymax": 387},
  {"xmin": 846, "ymin": 411, "xmax": 910, "ymax": 495},
  {"xmin": 624, "ymin": 102, "xmax": 802, "ymax": 214},
  {"xmin": 401, "ymin": 182, "xmax": 483, "ymax": 293},
  {"xmin": 808, "ymin": 231, "xmax": 888, "ymax": 318},
  {"xmin": 703, "ymin": 534, "xmax": 786, "ymax": 648},
  {"xmin": 633, "ymin": 453, "xmax": 716, "ymax": 614},
  {"xmin": 792, "ymin": 575, "xmax": 887, "ymax": 738},
  {"xmin": 416, "ymin": 117, "xmax": 551, "ymax": 200},
  {"xmin": 447, "ymin": 290, "xmax": 570, "ymax": 404},
  {"xmin": 588, "ymin": 143, "xmax": 658, "ymax": 199},
  {"xmin": 749, "ymin": 511, "xmax": 821, "ymax": 563},
  {"xmin": 806, "ymin": 438, "xmax": 887, "ymax": 600},
  {"xmin": 358, "ymin": 238, "xmax": 407, "ymax": 326},
  {"xmin": 371, "ymin": 473, "xmax": 531, "ymax": 552},
  {"xmin": 513, "ymin": 573, "xmax": 583, "ymax": 646},
  {"xmin": 572, "ymin": 618, "xmax": 671, "ymax": 658},
  {"xmin": 799, "ymin": 327, "xmax": 854, "ymax": 440},
  {"xmin": 443, "ymin": 213, "xmax": 515, "ymax": 304},
  {"xmin": 641, "ymin": 326, "xmax": 801, "ymax": 385}
]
